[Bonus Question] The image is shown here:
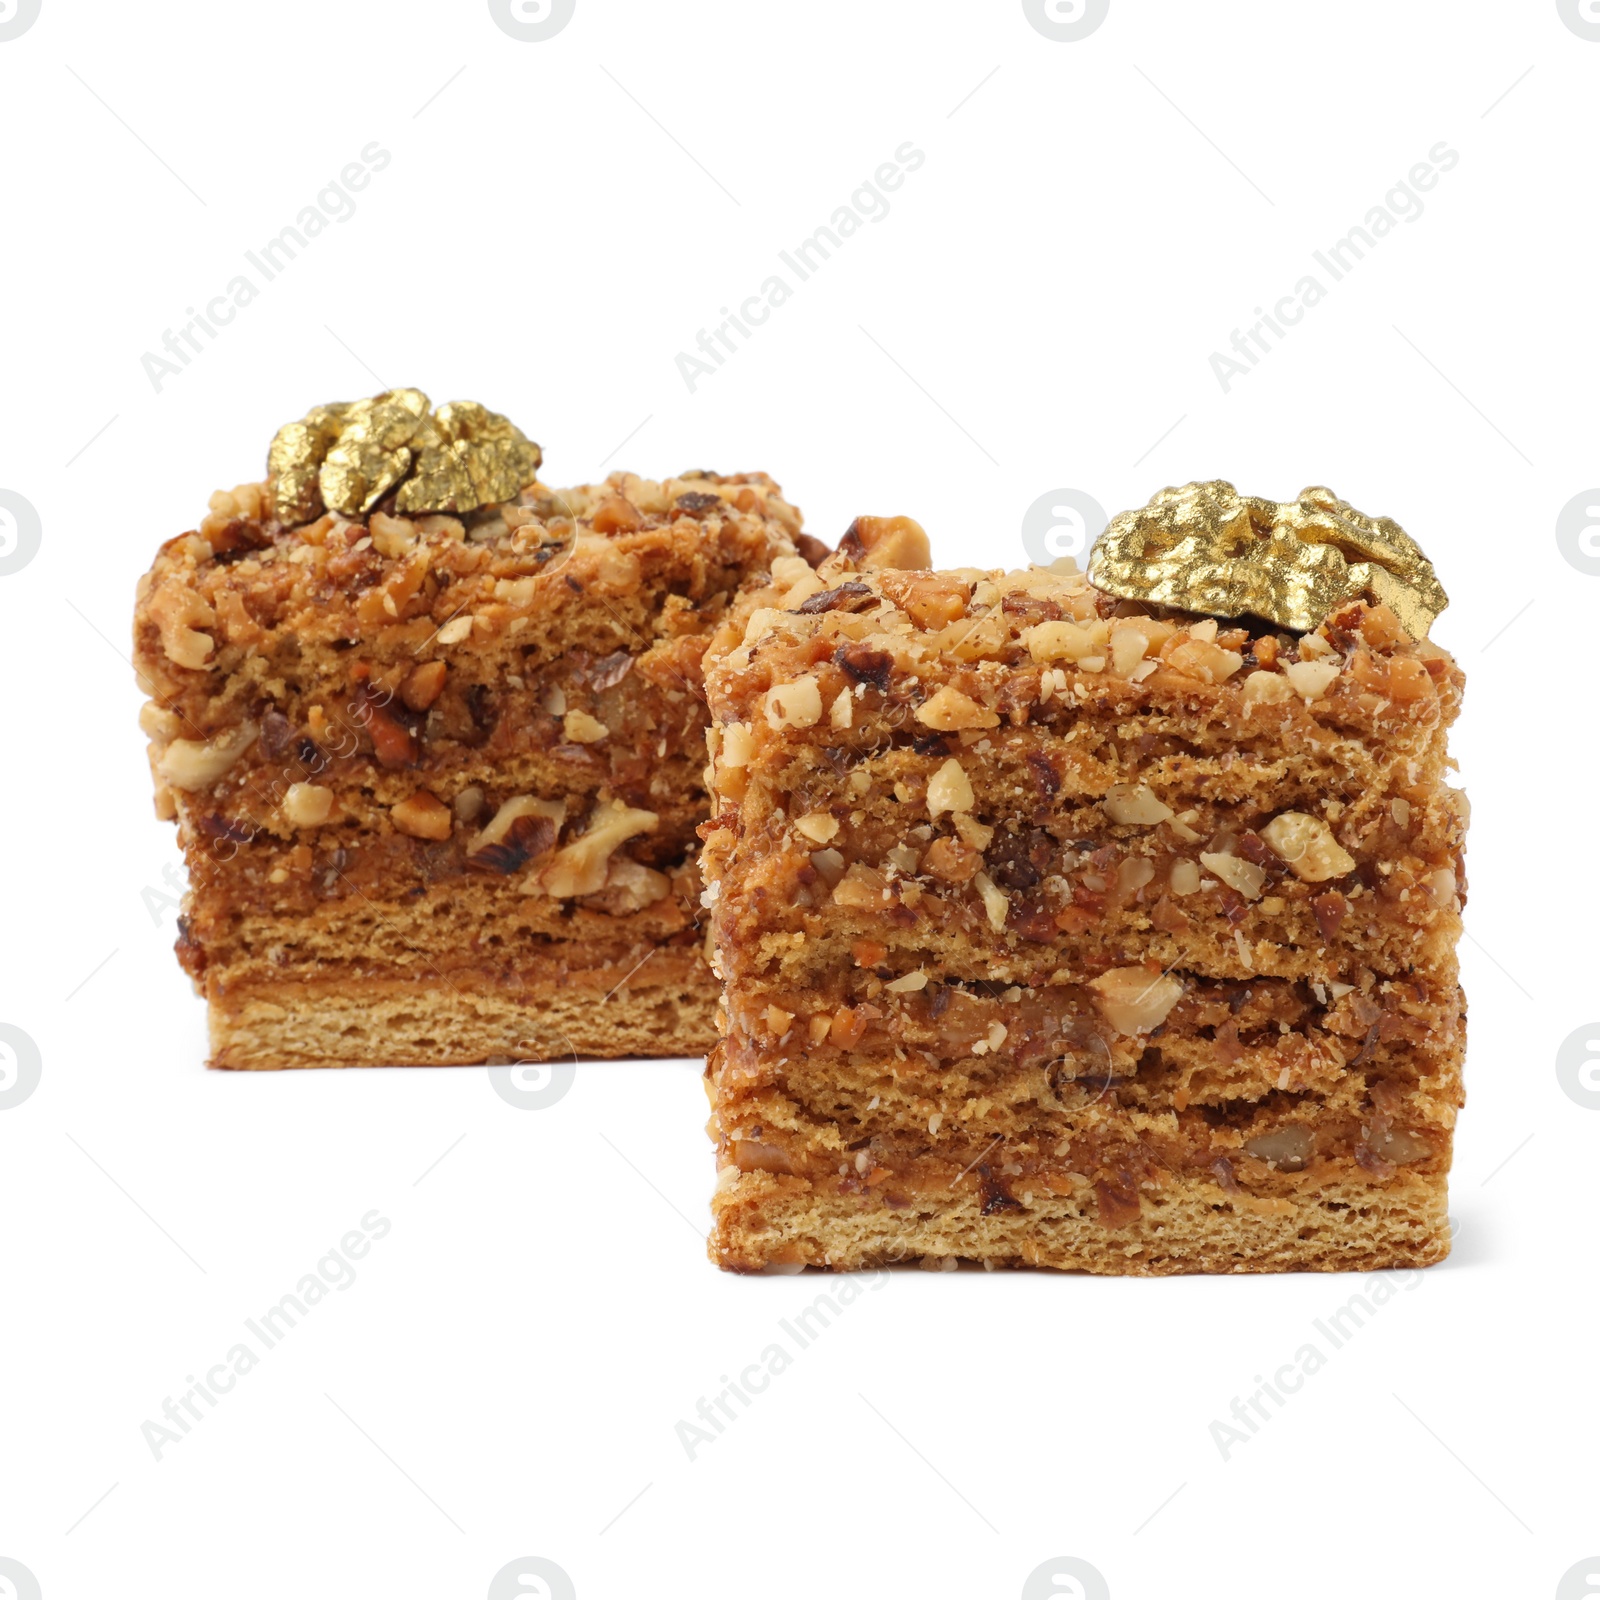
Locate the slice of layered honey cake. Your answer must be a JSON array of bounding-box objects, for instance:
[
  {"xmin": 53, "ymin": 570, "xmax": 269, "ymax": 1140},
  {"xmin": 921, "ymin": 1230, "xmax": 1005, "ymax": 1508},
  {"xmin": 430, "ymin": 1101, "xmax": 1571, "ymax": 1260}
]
[
  {"xmin": 701, "ymin": 486, "xmax": 1465, "ymax": 1274},
  {"xmin": 134, "ymin": 389, "xmax": 810, "ymax": 1067}
]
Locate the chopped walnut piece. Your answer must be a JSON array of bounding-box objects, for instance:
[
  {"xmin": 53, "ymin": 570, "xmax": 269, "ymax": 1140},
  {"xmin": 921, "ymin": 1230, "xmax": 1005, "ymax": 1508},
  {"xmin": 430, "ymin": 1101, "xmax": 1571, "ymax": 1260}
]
[
  {"xmin": 390, "ymin": 791, "xmax": 452, "ymax": 840},
  {"xmin": 139, "ymin": 701, "xmax": 183, "ymax": 742},
  {"xmin": 1169, "ymin": 859, "xmax": 1201, "ymax": 896},
  {"xmin": 1240, "ymin": 669, "xmax": 1293, "ymax": 708},
  {"xmin": 972, "ymin": 871, "xmax": 1010, "ymax": 932},
  {"xmin": 1165, "ymin": 637, "xmax": 1243, "ymax": 684},
  {"xmin": 720, "ymin": 722, "xmax": 756, "ymax": 767},
  {"xmin": 833, "ymin": 863, "xmax": 888, "ymax": 909},
  {"xmin": 886, "ymin": 969, "xmax": 928, "ymax": 993},
  {"xmin": 148, "ymin": 583, "xmax": 217, "ymax": 670},
  {"xmin": 952, "ymin": 812, "xmax": 993, "ymax": 851},
  {"xmin": 764, "ymin": 676, "xmax": 822, "ymax": 730},
  {"xmin": 590, "ymin": 494, "xmax": 644, "ymax": 534},
  {"xmin": 536, "ymin": 800, "xmax": 658, "ymax": 898},
  {"xmin": 1089, "ymin": 967, "xmax": 1183, "ymax": 1036},
  {"xmin": 926, "ymin": 758, "xmax": 974, "ymax": 818},
  {"xmin": 282, "ymin": 782, "xmax": 334, "ymax": 828},
  {"xmin": 1245, "ymin": 1124, "xmax": 1315, "ymax": 1171},
  {"xmin": 839, "ymin": 514, "xmax": 930, "ymax": 570},
  {"xmin": 915, "ymin": 685, "xmax": 999, "ymax": 731},
  {"xmin": 1021, "ymin": 620, "xmax": 1098, "ymax": 664},
  {"xmin": 369, "ymin": 512, "xmax": 418, "ymax": 558},
  {"xmin": 600, "ymin": 855, "xmax": 671, "ymax": 911},
  {"xmin": 923, "ymin": 836, "xmax": 980, "ymax": 883},
  {"xmin": 1284, "ymin": 658, "xmax": 1341, "ymax": 701},
  {"xmin": 1261, "ymin": 811, "xmax": 1356, "ymax": 882},
  {"xmin": 1109, "ymin": 625, "xmax": 1149, "ymax": 677},
  {"xmin": 156, "ymin": 722, "xmax": 259, "ymax": 792},
  {"xmin": 435, "ymin": 615, "xmax": 474, "ymax": 645},
  {"xmin": 401, "ymin": 660, "xmax": 448, "ymax": 711},
  {"xmin": 829, "ymin": 688, "xmax": 853, "ymax": 730},
  {"xmin": 1200, "ymin": 851, "xmax": 1266, "ymax": 900},
  {"xmin": 1103, "ymin": 783, "xmax": 1173, "ymax": 827},
  {"xmin": 1424, "ymin": 867, "xmax": 1458, "ymax": 908},
  {"xmin": 795, "ymin": 812, "xmax": 840, "ymax": 844},
  {"xmin": 563, "ymin": 709, "xmax": 609, "ymax": 744},
  {"xmin": 468, "ymin": 795, "xmax": 565, "ymax": 874}
]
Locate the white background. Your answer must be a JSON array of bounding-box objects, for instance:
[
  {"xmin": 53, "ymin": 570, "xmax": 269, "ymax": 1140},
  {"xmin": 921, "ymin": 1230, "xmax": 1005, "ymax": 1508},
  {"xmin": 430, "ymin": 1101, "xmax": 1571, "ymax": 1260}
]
[{"xmin": 1, "ymin": 2, "xmax": 1595, "ymax": 1597}]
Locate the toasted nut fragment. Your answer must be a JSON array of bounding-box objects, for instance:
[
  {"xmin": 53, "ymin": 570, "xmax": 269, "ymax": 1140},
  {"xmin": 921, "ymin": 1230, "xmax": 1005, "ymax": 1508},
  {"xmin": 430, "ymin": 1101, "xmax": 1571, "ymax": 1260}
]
[
  {"xmin": 720, "ymin": 721, "xmax": 756, "ymax": 767},
  {"xmin": 1089, "ymin": 967, "xmax": 1183, "ymax": 1035},
  {"xmin": 156, "ymin": 722, "xmax": 258, "ymax": 792},
  {"xmin": 601, "ymin": 855, "xmax": 671, "ymax": 911},
  {"xmin": 1109, "ymin": 626, "xmax": 1149, "ymax": 677},
  {"xmin": 972, "ymin": 871, "xmax": 1010, "ymax": 932},
  {"xmin": 139, "ymin": 701, "xmax": 184, "ymax": 742},
  {"xmin": 1022, "ymin": 620, "xmax": 1097, "ymax": 664},
  {"xmin": 1261, "ymin": 811, "xmax": 1356, "ymax": 882},
  {"xmin": 369, "ymin": 512, "xmax": 418, "ymax": 558},
  {"xmin": 590, "ymin": 494, "xmax": 644, "ymax": 534},
  {"xmin": 1284, "ymin": 658, "xmax": 1341, "ymax": 701},
  {"xmin": 1240, "ymin": 669, "xmax": 1293, "ymax": 708},
  {"xmin": 833, "ymin": 863, "xmax": 888, "ymax": 909},
  {"xmin": 808, "ymin": 848, "xmax": 846, "ymax": 887},
  {"xmin": 1169, "ymin": 859, "xmax": 1201, "ymax": 896},
  {"xmin": 764, "ymin": 676, "xmax": 822, "ymax": 730},
  {"xmin": 1245, "ymin": 1124, "xmax": 1315, "ymax": 1171},
  {"xmin": 1366, "ymin": 1127, "xmax": 1430, "ymax": 1165},
  {"xmin": 829, "ymin": 688, "xmax": 853, "ymax": 730},
  {"xmin": 892, "ymin": 573, "xmax": 969, "ymax": 628},
  {"xmin": 468, "ymin": 795, "xmax": 566, "ymax": 874},
  {"xmin": 148, "ymin": 583, "xmax": 217, "ymax": 669},
  {"xmin": 1424, "ymin": 867, "xmax": 1458, "ymax": 907},
  {"xmin": 795, "ymin": 812, "xmax": 839, "ymax": 844},
  {"xmin": 1165, "ymin": 638, "xmax": 1244, "ymax": 684},
  {"xmin": 952, "ymin": 812, "xmax": 994, "ymax": 851},
  {"xmin": 923, "ymin": 836, "xmax": 980, "ymax": 883},
  {"xmin": 1103, "ymin": 783, "xmax": 1173, "ymax": 827},
  {"xmin": 770, "ymin": 555, "xmax": 814, "ymax": 590},
  {"xmin": 1200, "ymin": 851, "xmax": 1266, "ymax": 900},
  {"xmin": 766, "ymin": 1004, "xmax": 795, "ymax": 1035},
  {"xmin": 537, "ymin": 799, "xmax": 658, "ymax": 898},
  {"xmin": 926, "ymin": 758, "xmax": 974, "ymax": 818},
  {"xmin": 454, "ymin": 785, "xmax": 485, "ymax": 822},
  {"xmin": 563, "ymin": 709, "xmax": 609, "ymax": 744},
  {"xmin": 886, "ymin": 969, "xmax": 928, "ymax": 993},
  {"xmin": 842, "ymin": 514, "xmax": 930, "ymax": 570},
  {"xmin": 1116, "ymin": 856, "xmax": 1155, "ymax": 895},
  {"xmin": 401, "ymin": 660, "xmax": 448, "ymax": 711},
  {"xmin": 915, "ymin": 685, "xmax": 998, "ymax": 731},
  {"xmin": 391, "ymin": 791, "xmax": 452, "ymax": 840},
  {"xmin": 282, "ymin": 782, "xmax": 334, "ymax": 828},
  {"xmin": 436, "ymin": 615, "xmax": 474, "ymax": 645}
]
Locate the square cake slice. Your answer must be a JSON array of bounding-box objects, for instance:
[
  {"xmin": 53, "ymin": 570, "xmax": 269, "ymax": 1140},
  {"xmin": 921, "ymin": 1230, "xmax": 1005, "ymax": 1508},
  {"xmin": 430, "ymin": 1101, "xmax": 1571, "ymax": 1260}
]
[
  {"xmin": 134, "ymin": 392, "xmax": 807, "ymax": 1068},
  {"xmin": 701, "ymin": 494, "xmax": 1465, "ymax": 1274}
]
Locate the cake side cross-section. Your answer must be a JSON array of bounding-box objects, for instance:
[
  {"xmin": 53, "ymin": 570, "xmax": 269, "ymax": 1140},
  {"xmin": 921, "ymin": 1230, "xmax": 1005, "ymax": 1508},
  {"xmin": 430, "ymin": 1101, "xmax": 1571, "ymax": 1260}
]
[
  {"xmin": 700, "ymin": 521, "xmax": 1465, "ymax": 1274},
  {"xmin": 134, "ymin": 450, "xmax": 808, "ymax": 1069}
]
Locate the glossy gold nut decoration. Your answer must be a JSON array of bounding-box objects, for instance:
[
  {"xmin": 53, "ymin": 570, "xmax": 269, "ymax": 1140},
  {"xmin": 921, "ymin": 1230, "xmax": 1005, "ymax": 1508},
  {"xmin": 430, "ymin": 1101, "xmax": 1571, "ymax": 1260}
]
[
  {"xmin": 266, "ymin": 390, "xmax": 543, "ymax": 524},
  {"xmin": 1088, "ymin": 480, "xmax": 1448, "ymax": 638}
]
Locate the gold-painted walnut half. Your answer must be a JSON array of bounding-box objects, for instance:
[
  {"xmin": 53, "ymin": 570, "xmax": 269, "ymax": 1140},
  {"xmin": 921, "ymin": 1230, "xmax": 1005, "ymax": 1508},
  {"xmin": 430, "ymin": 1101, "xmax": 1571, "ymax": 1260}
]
[
  {"xmin": 1087, "ymin": 481, "xmax": 1448, "ymax": 638},
  {"xmin": 266, "ymin": 390, "xmax": 542, "ymax": 524}
]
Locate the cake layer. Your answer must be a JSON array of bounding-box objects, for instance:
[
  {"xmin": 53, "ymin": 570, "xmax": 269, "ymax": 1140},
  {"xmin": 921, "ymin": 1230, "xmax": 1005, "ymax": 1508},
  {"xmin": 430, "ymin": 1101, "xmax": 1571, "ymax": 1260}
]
[
  {"xmin": 713, "ymin": 970, "xmax": 1465, "ymax": 1127},
  {"xmin": 178, "ymin": 858, "xmax": 704, "ymax": 985},
  {"xmin": 711, "ymin": 1168, "xmax": 1450, "ymax": 1275},
  {"xmin": 209, "ymin": 950, "xmax": 714, "ymax": 1069}
]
